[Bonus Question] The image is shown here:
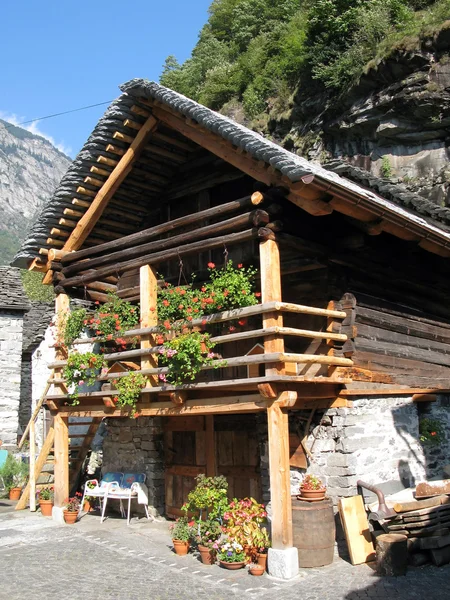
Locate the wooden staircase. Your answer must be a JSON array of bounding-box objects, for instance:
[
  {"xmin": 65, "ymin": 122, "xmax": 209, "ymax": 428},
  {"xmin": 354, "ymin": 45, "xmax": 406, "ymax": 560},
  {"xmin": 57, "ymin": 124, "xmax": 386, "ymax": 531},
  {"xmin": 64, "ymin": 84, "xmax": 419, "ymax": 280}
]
[{"xmin": 16, "ymin": 373, "xmax": 101, "ymax": 510}]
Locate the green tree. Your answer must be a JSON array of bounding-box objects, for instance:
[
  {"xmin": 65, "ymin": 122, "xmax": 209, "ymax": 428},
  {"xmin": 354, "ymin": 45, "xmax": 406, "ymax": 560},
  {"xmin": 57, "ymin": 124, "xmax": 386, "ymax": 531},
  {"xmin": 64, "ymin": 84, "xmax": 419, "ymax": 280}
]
[{"xmin": 20, "ymin": 270, "xmax": 54, "ymax": 302}]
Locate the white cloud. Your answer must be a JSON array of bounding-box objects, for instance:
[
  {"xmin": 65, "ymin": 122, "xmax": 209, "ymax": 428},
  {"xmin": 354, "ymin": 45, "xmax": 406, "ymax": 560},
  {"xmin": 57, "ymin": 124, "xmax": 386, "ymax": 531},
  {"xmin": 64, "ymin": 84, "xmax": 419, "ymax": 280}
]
[{"xmin": 0, "ymin": 110, "xmax": 72, "ymax": 157}]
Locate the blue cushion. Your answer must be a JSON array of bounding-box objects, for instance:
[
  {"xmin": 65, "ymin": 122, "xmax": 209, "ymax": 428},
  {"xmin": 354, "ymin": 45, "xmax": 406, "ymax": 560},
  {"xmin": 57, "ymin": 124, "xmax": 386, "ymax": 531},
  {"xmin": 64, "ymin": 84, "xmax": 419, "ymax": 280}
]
[
  {"xmin": 122, "ymin": 473, "xmax": 145, "ymax": 488},
  {"xmin": 101, "ymin": 472, "xmax": 123, "ymax": 486}
]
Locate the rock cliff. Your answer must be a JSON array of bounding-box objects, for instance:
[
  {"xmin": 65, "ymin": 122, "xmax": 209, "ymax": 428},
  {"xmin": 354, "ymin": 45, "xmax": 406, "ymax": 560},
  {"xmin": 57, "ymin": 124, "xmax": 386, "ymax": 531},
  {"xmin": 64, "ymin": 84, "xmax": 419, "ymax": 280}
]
[
  {"xmin": 269, "ymin": 27, "xmax": 450, "ymax": 207},
  {"xmin": 0, "ymin": 120, "xmax": 70, "ymax": 265}
]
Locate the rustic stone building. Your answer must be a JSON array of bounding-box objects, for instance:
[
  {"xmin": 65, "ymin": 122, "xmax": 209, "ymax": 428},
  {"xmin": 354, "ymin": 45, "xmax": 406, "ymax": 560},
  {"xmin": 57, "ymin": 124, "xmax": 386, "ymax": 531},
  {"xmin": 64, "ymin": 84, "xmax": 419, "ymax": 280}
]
[
  {"xmin": 0, "ymin": 267, "xmax": 30, "ymax": 448},
  {"xmin": 12, "ymin": 79, "xmax": 450, "ymax": 578}
]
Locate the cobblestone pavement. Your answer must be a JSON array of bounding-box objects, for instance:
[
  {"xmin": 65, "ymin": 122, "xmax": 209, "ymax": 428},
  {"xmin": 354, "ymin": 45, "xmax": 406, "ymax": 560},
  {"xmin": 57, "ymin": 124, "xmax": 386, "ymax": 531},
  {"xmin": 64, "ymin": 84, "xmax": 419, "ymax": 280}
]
[{"xmin": 1, "ymin": 507, "xmax": 449, "ymax": 600}]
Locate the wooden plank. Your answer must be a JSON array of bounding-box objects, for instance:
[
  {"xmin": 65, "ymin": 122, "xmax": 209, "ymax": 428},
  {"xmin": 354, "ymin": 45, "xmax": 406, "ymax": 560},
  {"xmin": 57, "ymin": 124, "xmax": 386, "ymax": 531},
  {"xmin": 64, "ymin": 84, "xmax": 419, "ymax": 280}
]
[
  {"xmin": 18, "ymin": 381, "xmax": 51, "ymax": 449},
  {"xmin": 163, "ymin": 416, "xmax": 205, "ymax": 431},
  {"xmin": 16, "ymin": 427, "xmax": 55, "ymax": 511},
  {"xmin": 166, "ymin": 465, "xmax": 205, "ymax": 477},
  {"xmin": 29, "ymin": 420, "xmax": 36, "ymax": 512},
  {"xmin": 267, "ymin": 403, "xmax": 293, "ymax": 549},
  {"xmin": 140, "ymin": 265, "xmax": 158, "ymax": 392},
  {"xmin": 205, "ymin": 415, "xmax": 215, "ymax": 477},
  {"xmin": 217, "ymin": 431, "xmax": 234, "ymax": 466},
  {"xmin": 339, "ymin": 496, "xmax": 375, "ymax": 565},
  {"xmin": 195, "ymin": 430, "xmax": 206, "ymax": 466},
  {"xmin": 53, "ymin": 414, "xmax": 69, "ymax": 507},
  {"xmin": 289, "ymin": 434, "xmax": 307, "ymax": 469},
  {"xmin": 61, "ymin": 115, "xmax": 157, "ymax": 253}
]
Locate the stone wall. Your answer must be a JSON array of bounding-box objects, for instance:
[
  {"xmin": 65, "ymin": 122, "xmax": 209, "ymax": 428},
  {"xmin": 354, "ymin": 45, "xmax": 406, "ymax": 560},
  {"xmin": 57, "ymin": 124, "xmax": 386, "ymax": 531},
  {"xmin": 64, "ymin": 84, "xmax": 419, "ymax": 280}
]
[
  {"xmin": 102, "ymin": 416, "xmax": 165, "ymax": 516},
  {"xmin": 0, "ymin": 311, "xmax": 25, "ymax": 447},
  {"xmin": 255, "ymin": 395, "xmax": 450, "ymax": 508},
  {"xmin": 287, "ymin": 395, "xmax": 450, "ymax": 504}
]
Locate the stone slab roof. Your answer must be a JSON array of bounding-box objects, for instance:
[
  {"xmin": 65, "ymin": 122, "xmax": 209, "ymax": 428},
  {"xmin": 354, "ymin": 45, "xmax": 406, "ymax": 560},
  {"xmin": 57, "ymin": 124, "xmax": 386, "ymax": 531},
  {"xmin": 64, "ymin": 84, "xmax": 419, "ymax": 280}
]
[
  {"xmin": 12, "ymin": 79, "xmax": 450, "ymax": 268},
  {"xmin": 22, "ymin": 302, "xmax": 54, "ymax": 355},
  {"xmin": 324, "ymin": 160, "xmax": 450, "ymax": 229},
  {"xmin": 0, "ymin": 267, "xmax": 30, "ymax": 312}
]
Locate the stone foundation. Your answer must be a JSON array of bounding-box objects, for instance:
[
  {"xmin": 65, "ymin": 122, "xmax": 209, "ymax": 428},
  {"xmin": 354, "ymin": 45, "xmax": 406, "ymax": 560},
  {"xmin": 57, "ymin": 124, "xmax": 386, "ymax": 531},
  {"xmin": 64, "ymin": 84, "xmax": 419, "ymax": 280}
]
[
  {"xmin": 256, "ymin": 395, "xmax": 450, "ymax": 507},
  {"xmin": 102, "ymin": 416, "xmax": 165, "ymax": 516},
  {"xmin": 288, "ymin": 395, "xmax": 450, "ymax": 503}
]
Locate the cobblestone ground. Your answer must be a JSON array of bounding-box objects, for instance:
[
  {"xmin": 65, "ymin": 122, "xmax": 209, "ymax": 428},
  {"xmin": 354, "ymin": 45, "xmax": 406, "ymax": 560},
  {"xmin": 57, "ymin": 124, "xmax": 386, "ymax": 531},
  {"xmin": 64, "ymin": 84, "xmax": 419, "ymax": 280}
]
[{"xmin": 1, "ymin": 507, "xmax": 449, "ymax": 600}]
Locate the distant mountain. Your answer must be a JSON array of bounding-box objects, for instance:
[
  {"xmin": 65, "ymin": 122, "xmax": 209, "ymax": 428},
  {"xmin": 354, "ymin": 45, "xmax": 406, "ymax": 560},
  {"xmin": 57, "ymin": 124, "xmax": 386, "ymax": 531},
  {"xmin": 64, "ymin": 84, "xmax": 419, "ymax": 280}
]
[{"xmin": 0, "ymin": 119, "xmax": 71, "ymax": 265}]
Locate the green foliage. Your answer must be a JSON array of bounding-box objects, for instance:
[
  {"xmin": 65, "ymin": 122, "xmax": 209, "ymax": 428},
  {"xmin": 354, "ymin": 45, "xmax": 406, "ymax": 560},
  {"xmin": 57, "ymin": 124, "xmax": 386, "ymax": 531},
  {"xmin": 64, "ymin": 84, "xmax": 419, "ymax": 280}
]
[
  {"xmin": 0, "ymin": 231, "xmax": 21, "ymax": 266},
  {"xmin": 169, "ymin": 516, "xmax": 195, "ymax": 541},
  {"xmin": 38, "ymin": 486, "xmax": 54, "ymax": 501},
  {"xmin": 205, "ymin": 260, "xmax": 259, "ymax": 312},
  {"xmin": 112, "ymin": 372, "xmax": 147, "ymax": 415},
  {"xmin": 182, "ymin": 474, "xmax": 229, "ymax": 521},
  {"xmin": 20, "ymin": 270, "xmax": 55, "ymax": 302},
  {"xmin": 193, "ymin": 518, "xmax": 223, "ymax": 547},
  {"xmin": 301, "ymin": 474, "xmax": 325, "ymax": 490},
  {"xmin": 159, "ymin": 0, "xmax": 449, "ymax": 116},
  {"xmin": 63, "ymin": 352, "xmax": 107, "ymax": 404},
  {"xmin": 63, "ymin": 308, "xmax": 88, "ymax": 347},
  {"xmin": 419, "ymin": 417, "xmax": 445, "ymax": 445},
  {"xmin": 381, "ymin": 155, "xmax": 393, "ymax": 178},
  {"xmin": 158, "ymin": 331, "xmax": 219, "ymax": 386},
  {"xmin": 0, "ymin": 455, "xmax": 29, "ymax": 492},
  {"xmin": 90, "ymin": 293, "xmax": 139, "ymax": 339}
]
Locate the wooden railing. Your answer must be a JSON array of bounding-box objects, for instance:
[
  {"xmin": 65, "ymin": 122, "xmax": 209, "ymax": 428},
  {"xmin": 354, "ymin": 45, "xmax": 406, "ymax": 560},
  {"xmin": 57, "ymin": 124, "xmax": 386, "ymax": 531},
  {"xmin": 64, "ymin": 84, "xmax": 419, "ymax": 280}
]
[{"xmin": 46, "ymin": 301, "xmax": 352, "ymax": 403}]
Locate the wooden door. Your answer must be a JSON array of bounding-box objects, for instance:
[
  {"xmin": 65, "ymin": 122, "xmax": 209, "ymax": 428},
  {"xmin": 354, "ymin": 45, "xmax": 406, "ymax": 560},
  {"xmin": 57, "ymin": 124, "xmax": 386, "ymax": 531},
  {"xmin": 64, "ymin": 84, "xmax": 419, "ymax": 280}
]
[
  {"xmin": 164, "ymin": 416, "xmax": 207, "ymax": 518},
  {"xmin": 215, "ymin": 414, "xmax": 261, "ymax": 501},
  {"xmin": 164, "ymin": 414, "xmax": 261, "ymax": 517}
]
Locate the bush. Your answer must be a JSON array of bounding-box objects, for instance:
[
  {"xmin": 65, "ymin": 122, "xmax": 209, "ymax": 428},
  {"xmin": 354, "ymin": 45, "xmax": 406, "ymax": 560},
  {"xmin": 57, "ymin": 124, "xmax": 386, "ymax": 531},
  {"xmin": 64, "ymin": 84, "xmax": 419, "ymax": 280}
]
[{"xmin": 0, "ymin": 455, "xmax": 29, "ymax": 492}]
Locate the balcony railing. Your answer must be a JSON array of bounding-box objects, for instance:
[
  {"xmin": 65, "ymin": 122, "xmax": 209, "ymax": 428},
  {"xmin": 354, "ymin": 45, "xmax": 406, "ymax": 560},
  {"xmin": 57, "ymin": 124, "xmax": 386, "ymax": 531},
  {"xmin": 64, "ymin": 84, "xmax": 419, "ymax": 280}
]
[{"xmin": 46, "ymin": 301, "xmax": 352, "ymax": 406}]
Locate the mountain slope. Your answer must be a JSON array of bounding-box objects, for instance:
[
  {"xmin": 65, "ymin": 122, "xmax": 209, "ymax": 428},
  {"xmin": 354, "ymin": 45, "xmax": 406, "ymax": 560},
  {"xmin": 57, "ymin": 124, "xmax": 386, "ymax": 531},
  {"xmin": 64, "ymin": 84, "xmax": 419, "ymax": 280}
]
[{"xmin": 0, "ymin": 119, "xmax": 71, "ymax": 265}]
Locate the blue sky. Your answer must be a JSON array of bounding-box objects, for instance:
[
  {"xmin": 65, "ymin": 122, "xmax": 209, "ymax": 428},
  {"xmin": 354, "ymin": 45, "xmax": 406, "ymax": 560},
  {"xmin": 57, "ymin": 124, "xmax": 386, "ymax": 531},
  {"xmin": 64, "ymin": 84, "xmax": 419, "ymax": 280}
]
[{"xmin": 1, "ymin": 1, "xmax": 211, "ymax": 157}]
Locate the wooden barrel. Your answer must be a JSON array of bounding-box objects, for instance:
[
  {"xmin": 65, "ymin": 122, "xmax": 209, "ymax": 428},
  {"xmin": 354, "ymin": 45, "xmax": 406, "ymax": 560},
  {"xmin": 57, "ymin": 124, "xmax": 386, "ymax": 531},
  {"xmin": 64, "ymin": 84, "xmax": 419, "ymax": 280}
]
[{"xmin": 292, "ymin": 497, "xmax": 335, "ymax": 567}]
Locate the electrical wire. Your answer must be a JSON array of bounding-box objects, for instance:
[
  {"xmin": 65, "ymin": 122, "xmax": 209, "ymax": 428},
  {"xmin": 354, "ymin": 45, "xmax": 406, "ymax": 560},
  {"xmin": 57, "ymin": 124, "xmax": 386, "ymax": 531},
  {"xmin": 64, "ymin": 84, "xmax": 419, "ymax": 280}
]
[{"xmin": 2, "ymin": 100, "xmax": 113, "ymax": 130}]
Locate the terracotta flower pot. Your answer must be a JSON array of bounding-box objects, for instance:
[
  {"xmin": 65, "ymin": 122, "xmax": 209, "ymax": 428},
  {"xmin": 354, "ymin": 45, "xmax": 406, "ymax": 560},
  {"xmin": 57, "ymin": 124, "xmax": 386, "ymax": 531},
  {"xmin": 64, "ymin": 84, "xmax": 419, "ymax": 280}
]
[
  {"xmin": 249, "ymin": 565, "xmax": 265, "ymax": 576},
  {"xmin": 299, "ymin": 488, "xmax": 327, "ymax": 501},
  {"xmin": 9, "ymin": 487, "xmax": 22, "ymax": 501},
  {"xmin": 173, "ymin": 539, "xmax": 190, "ymax": 556},
  {"xmin": 83, "ymin": 500, "xmax": 94, "ymax": 512},
  {"xmin": 63, "ymin": 510, "xmax": 78, "ymax": 524},
  {"xmin": 39, "ymin": 500, "xmax": 53, "ymax": 517},
  {"xmin": 256, "ymin": 552, "xmax": 268, "ymax": 569},
  {"xmin": 198, "ymin": 544, "xmax": 215, "ymax": 565},
  {"xmin": 219, "ymin": 560, "xmax": 246, "ymax": 570}
]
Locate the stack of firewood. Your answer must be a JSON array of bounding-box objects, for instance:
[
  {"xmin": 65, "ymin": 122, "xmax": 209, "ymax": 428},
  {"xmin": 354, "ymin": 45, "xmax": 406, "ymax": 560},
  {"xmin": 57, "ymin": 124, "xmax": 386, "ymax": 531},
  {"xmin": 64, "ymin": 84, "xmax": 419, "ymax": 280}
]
[{"xmin": 384, "ymin": 494, "xmax": 450, "ymax": 566}]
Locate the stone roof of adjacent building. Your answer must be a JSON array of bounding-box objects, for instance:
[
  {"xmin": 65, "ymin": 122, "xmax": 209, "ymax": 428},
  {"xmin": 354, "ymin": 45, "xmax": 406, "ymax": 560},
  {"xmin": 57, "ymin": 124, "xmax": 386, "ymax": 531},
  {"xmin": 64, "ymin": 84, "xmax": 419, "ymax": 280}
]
[
  {"xmin": 12, "ymin": 79, "xmax": 450, "ymax": 268},
  {"xmin": 0, "ymin": 267, "xmax": 31, "ymax": 312},
  {"xmin": 22, "ymin": 298, "xmax": 95, "ymax": 355},
  {"xmin": 22, "ymin": 302, "xmax": 54, "ymax": 355}
]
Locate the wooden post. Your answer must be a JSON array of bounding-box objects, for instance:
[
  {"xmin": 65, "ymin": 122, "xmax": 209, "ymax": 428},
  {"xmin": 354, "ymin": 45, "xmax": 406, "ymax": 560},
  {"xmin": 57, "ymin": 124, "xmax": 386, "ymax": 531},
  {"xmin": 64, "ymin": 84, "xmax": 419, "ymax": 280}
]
[
  {"xmin": 259, "ymin": 238, "xmax": 284, "ymax": 375},
  {"xmin": 53, "ymin": 414, "xmax": 69, "ymax": 507},
  {"xmin": 29, "ymin": 420, "xmax": 36, "ymax": 512},
  {"xmin": 267, "ymin": 402, "xmax": 293, "ymax": 549},
  {"xmin": 54, "ymin": 293, "xmax": 70, "ymax": 395},
  {"xmin": 140, "ymin": 265, "xmax": 158, "ymax": 396}
]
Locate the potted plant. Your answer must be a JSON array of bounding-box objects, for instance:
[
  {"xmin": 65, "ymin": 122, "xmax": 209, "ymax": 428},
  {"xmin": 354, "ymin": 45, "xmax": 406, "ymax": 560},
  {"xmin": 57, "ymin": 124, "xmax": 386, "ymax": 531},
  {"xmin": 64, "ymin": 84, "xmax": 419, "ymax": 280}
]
[
  {"xmin": 182, "ymin": 474, "xmax": 229, "ymax": 522},
  {"xmin": 217, "ymin": 539, "xmax": 246, "ymax": 569},
  {"xmin": 38, "ymin": 486, "xmax": 54, "ymax": 516},
  {"xmin": 64, "ymin": 493, "xmax": 82, "ymax": 524},
  {"xmin": 63, "ymin": 351, "xmax": 107, "ymax": 404},
  {"xmin": 299, "ymin": 474, "xmax": 327, "ymax": 501},
  {"xmin": 248, "ymin": 562, "xmax": 265, "ymax": 576},
  {"xmin": 169, "ymin": 517, "xmax": 194, "ymax": 556},
  {"xmin": 223, "ymin": 497, "xmax": 270, "ymax": 564},
  {"xmin": 194, "ymin": 519, "xmax": 222, "ymax": 565},
  {"xmin": 0, "ymin": 454, "xmax": 29, "ymax": 500},
  {"xmin": 158, "ymin": 331, "xmax": 220, "ymax": 387},
  {"xmin": 83, "ymin": 480, "xmax": 97, "ymax": 512},
  {"xmin": 111, "ymin": 371, "xmax": 147, "ymax": 416}
]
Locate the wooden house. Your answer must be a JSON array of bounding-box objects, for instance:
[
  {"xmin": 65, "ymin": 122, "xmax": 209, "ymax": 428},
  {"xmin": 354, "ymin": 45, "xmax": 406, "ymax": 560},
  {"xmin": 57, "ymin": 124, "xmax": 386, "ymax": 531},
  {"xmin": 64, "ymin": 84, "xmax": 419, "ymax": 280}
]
[{"xmin": 13, "ymin": 79, "xmax": 450, "ymax": 577}]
